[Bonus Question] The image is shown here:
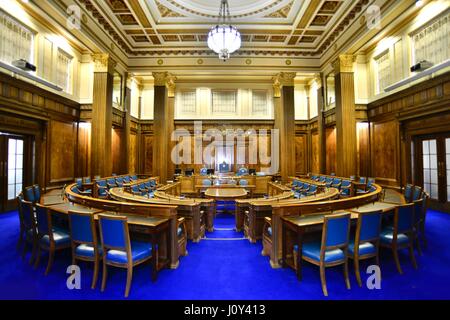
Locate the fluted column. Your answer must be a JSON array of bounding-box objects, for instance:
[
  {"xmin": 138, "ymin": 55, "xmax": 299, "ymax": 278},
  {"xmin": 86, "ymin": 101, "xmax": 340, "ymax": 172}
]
[
  {"xmin": 315, "ymin": 74, "xmax": 326, "ymax": 174},
  {"xmin": 334, "ymin": 54, "xmax": 357, "ymax": 177},
  {"xmin": 91, "ymin": 53, "xmax": 115, "ymax": 177},
  {"xmin": 122, "ymin": 74, "xmax": 132, "ymax": 174},
  {"xmin": 273, "ymin": 72, "xmax": 296, "ymax": 182},
  {"xmin": 152, "ymin": 72, "xmax": 176, "ymax": 183}
]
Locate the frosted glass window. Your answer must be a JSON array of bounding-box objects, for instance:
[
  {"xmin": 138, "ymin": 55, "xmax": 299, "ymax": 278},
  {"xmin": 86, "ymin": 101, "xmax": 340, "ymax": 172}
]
[
  {"xmin": 212, "ymin": 90, "xmax": 236, "ymax": 113},
  {"xmin": 180, "ymin": 91, "xmax": 196, "ymax": 113},
  {"xmin": 423, "ymin": 139, "xmax": 438, "ymax": 199},
  {"xmin": 7, "ymin": 138, "xmax": 24, "ymax": 200},
  {"xmin": 0, "ymin": 10, "xmax": 34, "ymax": 65},
  {"xmin": 252, "ymin": 90, "xmax": 268, "ymax": 114},
  {"xmin": 375, "ymin": 51, "xmax": 391, "ymax": 93},
  {"xmin": 412, "ymin": 10, "xmax": 450, "ymax": 66},
  {"xmin": 56, "ymin": 49, "xmax": 72, "ymax": 93}
]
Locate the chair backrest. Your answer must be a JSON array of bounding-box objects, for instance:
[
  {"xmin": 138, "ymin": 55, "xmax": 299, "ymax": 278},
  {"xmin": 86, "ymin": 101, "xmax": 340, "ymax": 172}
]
[
  {"xmin": 116, "ymin": 177, "xmax": 124, "ymax": 184},
  {"xmin": 99, "ymin": 215, "xmax": 130, "ymax": 252},
  {"xmin": 24, "ymin": 186, "xmax": 35, "ymax": 202},
  {"xmin": 144, "ymin": 181, "xmax": 151, "ymax": 188},
  {"xmin": 239, "ymin": 179, "xmax": 248, "ymax": 186},
  {"xmin": 396, "ymin": 203, "xmax": 415, "ymax": 234},
  {"xmin": 333, "ymin": 178, "xmax": 341, "ymax": 185},
  {"xmin": 123, "ymin": 176, "xmax": 131, "ymax": 183},
  {"xmin": 341, "ymin": 180, "xmax": 351, "ymax": 188},
  {"xmin": 203, "ymin": 179, "xmax": 212, "ymax": 186},
  {"xmin": 35, "ymin": 204, "xmax": 51, "ymax": 238},
  {"xmin": 149, "ymin": 179, "xmax": 156, "ymax": 186},
  {"xmin": 309, "ymin": 184, "xmax": 317, "ymax": 192},
  {"xmin": 359, "ymin": 177, "xmax": 367, "ymax": 184},
  {"xmin": 367, "ymin": 178, "xmax": 375, "ymax": 186},
  {"xmin": 319, "ymin": 176, "xmax": 326, "ymax": 182},
  {"xmin": 75, "ymin": 178, "xmax": 83, "ymax": 188},
  {"xmin": 97, "ymin": 180, "xmax": 107, "ymax": 187},
  {"xmin": 131, "ymin": 185, "xmax": 139, "ymax": 192},
  {"xmin": 357, "ymin": 210, "xmax": 382, "ymax": 243},
  {"xmin": 303, "ymin": 183, "xmax": 310, "ymax": 190},
  {"xmin": 404, "ymin": 184, "xmax": 413, "ymax": 202},
  {"xmin": 292, "ymin": 179, "xmax": 299, "ymax": 187},
  {"xmin": 20, "ymin": 200, "xmax": 35, "ymax": 231},
  {"xmin": 311, "ymin": 175, "xmax": 318, "ymax": 180},
  {"xmin": 107, "ymin": 178, "xmax": 116, "ymax": 185},
  {"xmin": 33, "ymin": 185, "xmax": 41, "ymax": 202},
  {"xmin": 413, "ymin": 198, "xmax": 425, "ymax": 225},
  {"xmin": 412, "ymin": 186, "xmax": 422, "ymax": 201},
  {"xmin": 131, "ymin": 175, "xmax": 138, "ymax": 181},
  {"xmin": 322, "ymin": 213, "xmax": 351, "ymax": 249},
  {"xmin": 83, "ymin": 176, "xmax": 91, "ymax": 184},
  {"xmin": 68, "ymin": 211, "xmax": 95, "ymax": 244}
]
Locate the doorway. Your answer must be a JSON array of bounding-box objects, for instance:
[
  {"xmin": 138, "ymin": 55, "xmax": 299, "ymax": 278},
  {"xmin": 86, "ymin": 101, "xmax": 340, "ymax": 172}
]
[
  {"xmin": 0, "ymin": 133, "xmax": 28, "ymax": 212},
  {"xmin": 414, "ymin": 132, "xmax": 450, "ymax": 212}
]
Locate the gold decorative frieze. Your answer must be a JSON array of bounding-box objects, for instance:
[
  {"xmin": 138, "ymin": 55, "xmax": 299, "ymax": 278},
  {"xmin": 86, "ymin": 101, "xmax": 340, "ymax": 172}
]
[
  {"xmin": 92, "ymin": 53, "xmax": 116, "ymax": 74},
  {"xmin": 333, "ymin": 54, "xmax": 355, "ymax": 74}
]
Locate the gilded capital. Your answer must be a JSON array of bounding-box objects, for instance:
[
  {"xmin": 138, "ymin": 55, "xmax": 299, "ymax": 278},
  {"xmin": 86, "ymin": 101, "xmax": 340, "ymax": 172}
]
[
  {"xmin": 313, "ymin": 73, "xmax": 322, "ymax": 88},
  {"xmin": 92, "ymin": 53, "xmax": 116, "ymax": 74},
  {"xmin": 272, "ymin": 72, "xmax": 296, "ymax": 98},
  {"xmin": 152, "ymin": 72, "xmax": 177, "ymax": 97},
  {"xmin": 333, "ymin": 54, "xmax": 355, "ymax": 74}
]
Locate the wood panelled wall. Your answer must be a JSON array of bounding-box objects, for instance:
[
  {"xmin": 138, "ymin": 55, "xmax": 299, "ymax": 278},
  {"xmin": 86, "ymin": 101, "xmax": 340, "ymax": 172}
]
[{"xmin": 325, "ymin": 127, "xmax": 336, "ymax": 175}]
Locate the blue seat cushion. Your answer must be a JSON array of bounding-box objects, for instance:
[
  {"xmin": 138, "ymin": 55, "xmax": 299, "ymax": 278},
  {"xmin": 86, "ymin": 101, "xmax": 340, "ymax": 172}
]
[
  {"xmin": 40, "ymin": 228, "xmax": 70, "ymax": 246},
  {"xmin": 294, "ymin": 242, "xmax": 345, "ymax": 263},
  {"xmin": 75, "ymin": 244, "xmax": 103, "ymax": 258},
  {"xmin": 348, "ymin": 240, "xmax": 376, "ymax": 256},
  {"xmin": 105, "ymin": 241, "xmax": 152, "ymax": 264},
  {"xmin": 177, "ymin": 227, "xmax": 183, "ymax": 237},
  {"xmin": 267, "ymin": 227, "xmax": 272, "ymax": 236},
  {"xmin": 380, "ymin": 229, "xmax": 409, "ymax": 245}
]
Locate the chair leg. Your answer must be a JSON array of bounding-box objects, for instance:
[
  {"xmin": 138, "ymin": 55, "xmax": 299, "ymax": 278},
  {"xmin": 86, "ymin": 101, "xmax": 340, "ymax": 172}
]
[
  {"xmin": 101, "ymin": 263, "xmax": 107, "ymax": 292},
  {"xmin": 409, "ymin": 243, "xmax": 418, "ymax": 269},
  {"xmin": 125, "ymin": 267, "xmax": 133, "ymax": 298},
  {"xmin": 354, "ymin": 258, "xmax": 362, "ymax": 287},
  {"xmin": 45, "ymin": 249, "xmax": 55, "ymax": 275},
  {"xmin": 415, "ymin": 235, "xmax": 423, "ymax": 256},
  {"xmin": 92, "ymin": 258, "xmax": 99, "ymax": 290},
  {"xmin": 344, "ymin": 260, "xmax": 351, "ymax": 290},
  {"xmin": 34, "ymin": 247, "xmax": 41, "ymax": 269},
  {"xmin": 319, "ymin": 265, "xmax": 328, "ymax": 297},
  {"xmin": 392, "ymin": 248, "xmax": 403, "ymax": 275}
]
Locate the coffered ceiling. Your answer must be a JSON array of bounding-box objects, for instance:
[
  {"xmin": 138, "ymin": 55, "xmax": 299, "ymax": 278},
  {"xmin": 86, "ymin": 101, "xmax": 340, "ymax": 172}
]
[{"xmin": 74, "ymin": 0, "xmax": 372, "ymax": 58}]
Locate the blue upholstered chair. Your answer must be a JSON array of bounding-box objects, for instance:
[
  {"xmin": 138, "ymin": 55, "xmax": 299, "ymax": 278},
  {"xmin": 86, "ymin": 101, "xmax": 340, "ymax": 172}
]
[
  {"xmin": 325, "ymin": 177, "xmax": 333, "ymax": 188},
  {"xmin": 96, "ymin": 180, "xmax": 108, "ymax": 198},
  {"xmin": 34, "ymin": 204, "xmax": 71, "ymax": 275},
  {"xmin": 412, "ymin": 186, "xmax": 422, "ymax": 201},
  {"xmin": 403, "ymin": 184, "xmax": 413, "ymax": 202},
  {"xmin": 219, "ymin": 162, "xmax": 230, "ymax": 173},
  {"xmin": 202, "ymin": 179, "xmax": 212, "ymax": 186},
  {"xmin": 115, "ymin": 177, "xmax": 124, "ymax": 187},
  {"xmin": 106, "ymin": 178, "xmax": 116, "ymax": 189},
  {"xmin": 294, "ymin": 213, "xmax": 351, "ymax": 296},
  {"xmin": 331, "ymin": 178, "xmax": 342, "ymax": 189},
  {"xmin": 413, "ymin": 196, "xmax": 428, "ymax": 255},
  {"xmin": 131, "ymin": 184, "xmax": 143, "ymax": 196},
  {"xmin": 348, "ymin": 211, "xmax": 382, "ymax": 287},
  {"xmin": 301, "ymin": 183, "xmax": 310, "ymax": 193},
  {"xmin": 83, "ymin": 176, "xmax": 91, "ymax": 184},
  {"xmin": 149, "ymin": 179, "xmax": 157, "ymax": 188},
  {"xmin": 24, "ymin": 186, "xmax": 36, "ymax": 202},
  {"xmin": 311, "ymin": 175, "xmax": 319, "ymax": 181},
  {"xmin": 340, "ymin": 180, "xmax": 352, "ymax": 197},
  {"xmin": 306, "ymin": 184, "xmax": 318, "ymax": 196},
  {"xmin": 319, "ymin": 176, "xmax": 326, "ymax": 183},
  {"xmin": 380, "ymin": 203, "xmax": 417, "ymax": 274},
  {"xmin": 75, "ymin": 178, "xmax": 83, "ymax": 189},
  {"xmin": 18, "ymin": 199, "xmax": 38, "ymax": 264},
  {"xmin": 131, "ymin": 175, "xmax": 138, "ymax": 181},
  {"xmin": 237, "ymin": 167, "xmax": 248, "ymax": 176},
  {"xmin": 123, "ymin": 176, "xmax": 131, "ymax": 184},
  {"xmin": 239, "ymin": 179, "xmax": 249, "ymax": 186},
  {"xmin": 359, "ymin": 177, "xmax": 367, "ymax": 184},
  {"xmin": 32, "ymin": 185, "xmax": 41, "ymax": 203},
  {"xmin": 199, "ymin": 167, "xmax": 208, "ymax": 176},
  {"xmin": 98, "ymin": 214, "xmax": 154, "ymax": 298},
  {"xmin": 68, "ymin": 211, "xmax": 102, "ymax": 289},
  {"xmin": 144, "ymin": 180, "xmax": 151, "ymax": 190}
]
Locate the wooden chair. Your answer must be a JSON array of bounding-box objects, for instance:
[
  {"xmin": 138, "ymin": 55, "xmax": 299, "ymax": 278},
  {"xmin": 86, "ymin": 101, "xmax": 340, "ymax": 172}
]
[
  {"xmin": 294, "ymin": 213, "xmax": 351, "ymax": 296},
  {"xmin": 403, "ymin": 184, "xmax": 413, "ymax": 203},
  {"xmin": 34, "ymin": 204, "xmax": 71, "ymax": 275},
  {"xmin": 32, "ymin": 185, "xmax": 41, "ymax": 203},
  {"xmin": 98, "ymin": 214, "xmax": 154, "ymax": 298},
  {"xmin": 413, "ymin": 195, "xmax": 428, "ymax": 255},
  {"xmin": 347, "ymin": 210, "xmax": 382, "ymax": 287},
  {"xmin": 340, "ymin": 180, "xmax": 352, "ymax": 198},
  {"xmin": 18, "ymin": 198, "xmax": 38, "ymax": 264},
  {"xmin": 68, "ymin": 211, "xmax": 102, "ymax": 289},
  {"xmin": 23, "ymin": 186, "xmax": 36, "ymax": 203},
  {"xmin": 261, "ymin": 217, "xmax": 272, "ymax": 257},
  {"xmin": 412, "ymin": 186, "xmax": 422, "ymax": 202},
  {"xmin": 380, "ymin": 203, "xmax": 417, "ymax": 274}
]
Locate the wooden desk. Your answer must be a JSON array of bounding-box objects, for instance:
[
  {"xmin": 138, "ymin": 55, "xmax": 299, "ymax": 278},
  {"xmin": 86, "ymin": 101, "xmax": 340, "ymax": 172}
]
[
  {"xmin": 47, "ymin": 202, "xmax": 103, "ymax": 214},
  {"xmin": 95, "ymin": 212, "xmax": 170, "ymax": 280},
  {"xmin": 282, "ymin": 212, "xmax": 359, "ymax": 280},
  {"xmin": 381, "ymin": 188, "xmax": 406, "ymax": 205},
  {"xmin": 204, "ymin": 188, "xmax": 248, "ymax": 200},
  {"xmin": 196, "ymin": 184, "xmax": 255, "ymax": 197},
  {"xmin": 349, "ymin": 201, "xmax": 398, "ymax": 213},
  {"xmin": 41, "ymin": 195, "xmax": 66, "ymax": 206}
]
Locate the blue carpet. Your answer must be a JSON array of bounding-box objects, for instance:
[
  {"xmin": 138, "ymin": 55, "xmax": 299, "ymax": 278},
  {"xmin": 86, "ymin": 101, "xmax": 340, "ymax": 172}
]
[{"xmin": 0, "ymin": 209, "xmax": 450, "ymax": 299}]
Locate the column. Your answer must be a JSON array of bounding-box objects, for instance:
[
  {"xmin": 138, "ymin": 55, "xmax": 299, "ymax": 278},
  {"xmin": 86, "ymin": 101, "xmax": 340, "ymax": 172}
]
[
  {"xmin": 316, "ymin": 74, "xmax": 326, "ymax": 174},
  {"xmin": 152, "ymin": 72, "xmax": 176, "ymax": 183},
  {"xmin": 273, "ymin": 72, "xmax": 296, "ymax": 182},
  {"xmin": 333, "ymin": 54, "xmax": 357, "ymax": 177},
  {"xmin": 90, "ymin": 53, "xmax": 115, "ymax": 178},
  {"xmin": 122, "ymin": 73, "xmax": 132, "ymax": 174}
]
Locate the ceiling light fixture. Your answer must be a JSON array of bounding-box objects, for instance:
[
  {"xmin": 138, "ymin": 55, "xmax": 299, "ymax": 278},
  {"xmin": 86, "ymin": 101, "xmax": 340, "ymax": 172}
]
[{"xmin": 207, "ymin": 0, "xmax": 241, "ymax": 61}]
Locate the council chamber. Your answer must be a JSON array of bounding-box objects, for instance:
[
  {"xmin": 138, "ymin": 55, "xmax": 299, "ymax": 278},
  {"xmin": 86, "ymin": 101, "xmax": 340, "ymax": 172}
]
[{"xmin": 0, "ymin": 0, "xmax": 449, "ymax": 301}]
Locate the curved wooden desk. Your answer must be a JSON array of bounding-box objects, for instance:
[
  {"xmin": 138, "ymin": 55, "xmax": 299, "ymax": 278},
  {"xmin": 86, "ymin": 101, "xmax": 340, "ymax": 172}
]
[{"xmin": 204, "ymin": 188, "xmax": 248, "ymax": 200}]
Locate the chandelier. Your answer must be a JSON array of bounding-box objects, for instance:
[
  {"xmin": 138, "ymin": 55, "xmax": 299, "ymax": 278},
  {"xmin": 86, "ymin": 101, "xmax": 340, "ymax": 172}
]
[{"xmin": 207, "ymin": 0, "xmax": 241, "ymax": 61}]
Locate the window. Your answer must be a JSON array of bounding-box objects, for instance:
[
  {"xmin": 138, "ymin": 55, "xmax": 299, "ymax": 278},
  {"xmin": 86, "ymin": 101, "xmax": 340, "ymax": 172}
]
[
  {"xmin": 7, "ymin": 138, "xmax": 24, "ymax": 200},
  {"xmin": 422, "ymin": 139, "xmax": 438, "ymax": 200},
  {"xmin": 411, "ymin": 10, "xmax": 450, "ymax": 66},
  {"xmin": 252, "ymin": 90, "xmax": 268, "ymax": 114},
  {"xmin": 212, "ymin": 90, "xmax": 236, "ymax": 113},
  {"xmin": 180, "ymin": 90, "xmax": 196, "ymax": 113},
  {"xmin": 0, "ymin": 10, "xmax": 34, "ymax": 65},
  {"xmin": 375, "ymin": 51, "xmax": 391, "ymax": 94},
  {"xmin": 56, "ymin": 49, "xmax": 72, "ymax": 92}
]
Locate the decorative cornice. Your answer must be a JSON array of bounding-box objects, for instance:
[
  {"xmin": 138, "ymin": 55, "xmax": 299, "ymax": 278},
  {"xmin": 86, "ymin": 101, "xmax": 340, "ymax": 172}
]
[
  {"xmin": 333, "ymin": 54, "xmax": 355, "ymax": 74},
  {"xmin": 91, "ymin": 53, "xmax": 116, "ymax": 74}
]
